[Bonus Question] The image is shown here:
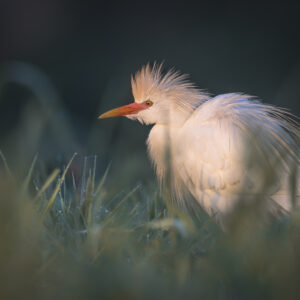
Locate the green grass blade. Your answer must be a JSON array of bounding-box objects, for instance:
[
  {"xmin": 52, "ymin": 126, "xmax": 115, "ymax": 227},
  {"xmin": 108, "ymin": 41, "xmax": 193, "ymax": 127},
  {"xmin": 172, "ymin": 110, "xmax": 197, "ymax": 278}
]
[
  {"xmin": 34, "ymin": 168, "xmax": 60, "ymax": 202},
  {"xmin": 0, "ymin": 150, "xmax": 13, "ymax": 179},
  {"xmin": 102, "ymin": 184, "xmax": 140, "ymax": 227},
  {"xmin": 83, "ymin": 171, "xmax": 94, "ymax": 226},
  {"xmin": 22, "ymin": 154, "xmax": 38, "ymax": 192},
  {"xmin": 58, "ymin": 183, "xmax": 66, "ymax": 215},
  {"xmin": 92, "ymin": 155, "xmax": 97, "ymax": 191},
  {"xmin": 95, "ymin": 161, "xmax": 111, "ymax": 196},
  {"xmin": 41, "ymin": 153, "xmax": 77, "ymax": 220}
]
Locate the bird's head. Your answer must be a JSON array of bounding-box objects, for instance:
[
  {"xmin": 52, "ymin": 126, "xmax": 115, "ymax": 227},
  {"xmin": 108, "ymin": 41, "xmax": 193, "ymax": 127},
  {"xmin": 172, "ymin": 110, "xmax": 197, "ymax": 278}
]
[{"xmin": 98, "ymin": 63, "xmax": 209, "ymax": 125}]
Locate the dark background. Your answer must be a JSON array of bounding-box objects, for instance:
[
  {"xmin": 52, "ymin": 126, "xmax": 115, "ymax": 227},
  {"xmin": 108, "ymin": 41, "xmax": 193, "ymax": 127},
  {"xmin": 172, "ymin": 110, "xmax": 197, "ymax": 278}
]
[{"xmin": 0, "ymin": 0, "xmax": 299, "ymax": 181}]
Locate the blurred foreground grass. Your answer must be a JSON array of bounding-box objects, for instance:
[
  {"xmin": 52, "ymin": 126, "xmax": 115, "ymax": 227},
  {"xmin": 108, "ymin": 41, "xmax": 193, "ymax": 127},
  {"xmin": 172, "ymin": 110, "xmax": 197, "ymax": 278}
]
[{"xmin": 0, "ymin": 153, "xmax": 299, "ymax": 300}]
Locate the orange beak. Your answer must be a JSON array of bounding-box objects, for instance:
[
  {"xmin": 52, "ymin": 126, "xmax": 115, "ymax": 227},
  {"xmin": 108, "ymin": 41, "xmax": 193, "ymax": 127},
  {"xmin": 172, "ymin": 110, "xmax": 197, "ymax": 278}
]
[{"xmin": 98, "ymin": 102, "xmax": 148, "ymax": 119}]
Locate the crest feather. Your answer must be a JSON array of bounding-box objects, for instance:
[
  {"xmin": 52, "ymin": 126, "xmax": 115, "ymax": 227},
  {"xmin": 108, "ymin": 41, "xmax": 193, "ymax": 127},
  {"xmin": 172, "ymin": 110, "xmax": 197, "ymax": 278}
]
[{"xmin": 131, "ymin": 63, "xmax": 209, "ymax": 113}]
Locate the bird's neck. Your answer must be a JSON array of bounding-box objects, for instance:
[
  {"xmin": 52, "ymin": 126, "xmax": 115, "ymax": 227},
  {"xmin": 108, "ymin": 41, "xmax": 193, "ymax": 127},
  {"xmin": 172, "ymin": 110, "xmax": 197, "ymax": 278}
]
[
  {"xmin": 146, "ymin": 105, "xmax": 198, "ymax": 181},
  {"xmin": 159, "ymin": 107, "xmax": 193, "ymax": 127},
  {"xmin": 147, "ymin": 123, "xmax": 180, "ymax": 183}
]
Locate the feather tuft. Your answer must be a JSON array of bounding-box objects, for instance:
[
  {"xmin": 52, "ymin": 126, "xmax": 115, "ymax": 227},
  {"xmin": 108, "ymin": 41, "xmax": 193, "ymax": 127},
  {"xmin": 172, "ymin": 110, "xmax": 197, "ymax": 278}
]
[{"xmin": 131, "ymin": 63, "xmax": 209, "ymax": 114}]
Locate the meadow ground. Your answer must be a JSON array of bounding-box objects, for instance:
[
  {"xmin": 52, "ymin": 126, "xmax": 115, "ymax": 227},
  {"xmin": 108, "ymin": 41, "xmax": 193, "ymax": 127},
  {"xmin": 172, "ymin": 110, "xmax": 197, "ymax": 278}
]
[{"xmin": 0, "ymin": 152, "xmax": 299, "ymax": 300}]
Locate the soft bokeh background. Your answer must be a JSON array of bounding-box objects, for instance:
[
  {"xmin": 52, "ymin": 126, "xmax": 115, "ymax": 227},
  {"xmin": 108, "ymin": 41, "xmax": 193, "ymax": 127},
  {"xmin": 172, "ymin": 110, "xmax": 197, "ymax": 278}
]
[{"xmin": 0, "ymin": 0, "xmax": 299, "ymax": 183}]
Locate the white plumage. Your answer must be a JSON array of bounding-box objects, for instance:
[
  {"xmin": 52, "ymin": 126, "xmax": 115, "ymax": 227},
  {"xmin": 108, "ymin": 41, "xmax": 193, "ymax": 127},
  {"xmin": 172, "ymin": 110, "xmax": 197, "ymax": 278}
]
[{"xmin": 99, "ymin": 63, "xmax": 299, "ymax": 223}]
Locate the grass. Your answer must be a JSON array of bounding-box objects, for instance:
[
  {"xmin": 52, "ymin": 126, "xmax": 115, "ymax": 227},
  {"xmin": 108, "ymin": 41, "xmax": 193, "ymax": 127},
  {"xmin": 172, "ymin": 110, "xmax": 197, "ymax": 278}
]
[
  {"xmin": 0, "ymin": 63, "xmax": 299, "ymax": 299},
  {"xmin": 0, "ymin": 153, "xmax": 299, "ymax": 300}
]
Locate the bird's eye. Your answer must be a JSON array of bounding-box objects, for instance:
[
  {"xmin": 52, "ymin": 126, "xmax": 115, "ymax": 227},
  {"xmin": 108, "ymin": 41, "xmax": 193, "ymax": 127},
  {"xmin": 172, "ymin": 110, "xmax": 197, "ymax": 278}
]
[{"xmin": 145, "ymin": 100, "xmax": 153, "ymax": 107}]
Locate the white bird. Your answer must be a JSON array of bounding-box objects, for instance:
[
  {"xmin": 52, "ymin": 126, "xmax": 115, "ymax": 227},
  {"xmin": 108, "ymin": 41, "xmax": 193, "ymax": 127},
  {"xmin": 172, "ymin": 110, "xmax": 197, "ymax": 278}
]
[{"xmin": 99, "ymin": 63, "xmax": 299, "ymax": 224}]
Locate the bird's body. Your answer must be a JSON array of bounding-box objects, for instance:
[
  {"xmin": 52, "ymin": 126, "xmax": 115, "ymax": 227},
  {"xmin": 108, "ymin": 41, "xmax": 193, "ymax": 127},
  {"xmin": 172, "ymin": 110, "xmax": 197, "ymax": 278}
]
[
  {"xmin": 147, "ymin": 93, "xmax": 298, "ymax": 220},
  {"xmin": 99, "ymin": 64, "xmax": 299, "ymax": 223}
]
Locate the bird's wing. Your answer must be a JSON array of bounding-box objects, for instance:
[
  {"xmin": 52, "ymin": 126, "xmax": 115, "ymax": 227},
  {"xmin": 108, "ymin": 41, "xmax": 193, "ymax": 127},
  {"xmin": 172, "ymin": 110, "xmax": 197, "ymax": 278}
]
[{"xmin": 174, "ymin": 93, "xmax": 299, "ymax": 216}]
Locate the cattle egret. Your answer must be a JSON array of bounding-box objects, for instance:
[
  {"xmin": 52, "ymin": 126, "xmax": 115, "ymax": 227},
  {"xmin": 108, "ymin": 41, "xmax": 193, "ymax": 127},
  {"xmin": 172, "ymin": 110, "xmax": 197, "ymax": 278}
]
[{"xmin": 99, "ymin": 63, "xmax": 299, "ymax": 223}]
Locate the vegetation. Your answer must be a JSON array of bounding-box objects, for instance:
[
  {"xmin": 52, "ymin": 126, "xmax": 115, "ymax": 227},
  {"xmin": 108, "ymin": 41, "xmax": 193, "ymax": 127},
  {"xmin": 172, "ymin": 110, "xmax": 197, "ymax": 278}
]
[{"xmin": 0, "ymin": 152, "xmax": 299, "ymax": 300}]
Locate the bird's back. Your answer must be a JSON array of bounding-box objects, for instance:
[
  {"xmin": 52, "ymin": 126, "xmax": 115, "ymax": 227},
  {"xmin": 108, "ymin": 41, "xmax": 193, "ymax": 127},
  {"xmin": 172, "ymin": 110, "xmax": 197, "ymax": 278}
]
[{"xmin": 155, "ymin": 93, "xmax": 299, "ymax": 220}]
